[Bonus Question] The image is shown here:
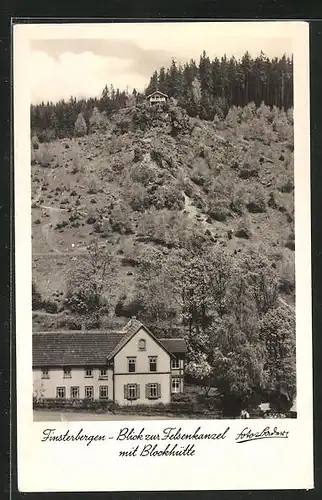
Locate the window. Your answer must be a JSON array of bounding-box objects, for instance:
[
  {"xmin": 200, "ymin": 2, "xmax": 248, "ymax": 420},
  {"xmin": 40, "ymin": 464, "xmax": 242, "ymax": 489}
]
[
  {"xmin": 138, "ymin": 339, "xmax": 146, "ymax": 351},
  {"xmin": 70, "ymin": 386, "xmax": 79, "ymax": 398},
  {"xmin": 171, "ymin": 358, "xmax": 180, "ymax": 369},
  {"xmin": 99, "ymin": 386, "xmax": 108, "ymax": 399},
  {"xmin": 124, "ymin": 383, "xmax": 140, "ymax": 400},
  {"xmin": 171, "ymin": 378, "xmax": 180, "ymax": 393},
  {"xmin": 149, "ymin": 356, "xmax": 157, "ymax": 372},
  {"xmin": 85, "ymin": 386, "xmax": 94, "ymax": 399},
  {"xmin": 56, "ymin": 387, "xmax": 66, "ymax": 398},
  {"xmin": 41, "ymin": 368, "xmax": 50, "ymax": 379},
  {"xmin": 63, "ymin": 367, "xmax": 71, "ymax": 378},
  {"xmin": 128, "ymin": 358, "xmax": 136, "ymax": 373},
  {"xmin": 85, "ymin": 368, "xmax": 93, "ymax": 377},
  {"xmin": 99, "ymin": 368, "xmax": 108, "ymax": 379},
  {"xmin": 146, "ymin": 383, "xmax": 161, "ymax": 399}
]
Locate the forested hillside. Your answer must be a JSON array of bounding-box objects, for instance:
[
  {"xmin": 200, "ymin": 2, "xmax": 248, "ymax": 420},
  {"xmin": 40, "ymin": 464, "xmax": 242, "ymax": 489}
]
[{"xmin": 31, "ymin": 51, "xmax": 295, "ymax": 414}]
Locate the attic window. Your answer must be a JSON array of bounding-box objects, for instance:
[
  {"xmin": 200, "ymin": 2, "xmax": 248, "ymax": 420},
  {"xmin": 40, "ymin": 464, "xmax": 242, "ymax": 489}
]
[{"xmin": 138, "ymin": 339, "xmax": 146, "ymax": 351}]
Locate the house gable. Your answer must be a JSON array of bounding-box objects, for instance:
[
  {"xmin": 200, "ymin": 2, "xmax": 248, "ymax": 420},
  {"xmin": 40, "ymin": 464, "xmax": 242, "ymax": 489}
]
[
  {"xmin": 113, "ymin": 326, "xmax": 172, "ymax": 374},
  {"xmin": 107, "ymin": 319, "xmax": 174, "ymax": 361}
]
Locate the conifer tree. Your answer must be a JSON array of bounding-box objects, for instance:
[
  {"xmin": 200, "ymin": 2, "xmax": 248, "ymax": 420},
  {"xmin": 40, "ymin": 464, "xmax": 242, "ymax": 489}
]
[{"xmin": 74, "ymin": 112, "xmax": 87, "ymax": 137}]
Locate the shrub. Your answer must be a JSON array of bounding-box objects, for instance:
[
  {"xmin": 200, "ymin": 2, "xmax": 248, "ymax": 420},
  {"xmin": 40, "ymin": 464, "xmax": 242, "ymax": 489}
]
[
  {"xmin": 32, "ymin": 282, "xmax": 43, "ymax": 310},
  {"xmin": 43, "ymin": 300, "xmax": 59, "ymax": 314},
  {"xmin": 279, "ymin": 263, "xmax": 295, "ymax": 294},
  {"xmin": 110, "ymin": 202, "xmax": 133, "ymax": 234},
  {"xmin": 34, "ymin": 218, "xmax": 41, "ymax": 225},
  {"xmin": 230, "ymin": 187, "xmax": 247, "ymax": 215},
  {"xmin": 133, "ymin": 146, "xmax": 143, "ymax": 163},
  {"xmin": 238, "ymin": 162, "xmax": 259, "ymax": 179},
  {"xmin": 235, "ymin": 215, "xmax": 252, "ymax": 239},
  {"xmin": 285, "ymin": 231, "xmax": 295, "ymax": 250},
  {"xmin": 115, "ymin": 295, "xmax": 143, "ymax": 318},
  {"xmin": 208, "ymin": 199, "xmax": 230, "ymax": 222},
  {"xmin": 246, "ymin": 187, "xmax": 266, "ymax": 213},
  {"xmin": 87, "ymin": 179, "xmax": 98, "ymax": 194},
  {"xmin": 268, "ymin": 191, "xmax": 278, "ymax": 209},
  {"xmin": 130, "ymin": 162, "xmax": 156, "ymax": 187},
  {"xmin": 279, "ymin": 179, "xmax": 294, "ymax": 193},
  {"xmin": 151, "ymin": 184, "xmax": 185, "ymax": 211}
]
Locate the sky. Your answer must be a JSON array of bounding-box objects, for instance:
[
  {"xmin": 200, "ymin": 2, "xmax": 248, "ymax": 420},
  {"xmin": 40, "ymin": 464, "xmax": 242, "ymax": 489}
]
[{"xmin": 29, "ymin": 23, "xmax": 293, "ymax": 104}]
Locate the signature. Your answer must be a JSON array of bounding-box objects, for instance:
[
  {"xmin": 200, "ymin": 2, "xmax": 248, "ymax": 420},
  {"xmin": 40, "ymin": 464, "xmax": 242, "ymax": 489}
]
[{"xmin": 235, "ymin": 426, "xmax": 289, "ymax": 444}]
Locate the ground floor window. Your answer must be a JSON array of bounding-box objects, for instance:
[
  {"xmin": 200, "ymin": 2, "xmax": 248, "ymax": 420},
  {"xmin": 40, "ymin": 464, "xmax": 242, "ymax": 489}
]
[
  {"xmin": 171, "ymin": 378, "xmax": 181, "ymax": 393},
  {"xmin": 85, "ymin": 386, "xmax": 94, "ymax": 398},
  {"xmin": 70, "ymin": 386, "xmax": 79, "ymax": 398},
  {"xmin": 146, "ymin": 382, "xmax": 161, "ymax": 399},
  {"xmin": 99, "ymin": 385, "xmax": 108, "ymax": 399},
  {"xmin": 56, "ymin": 387, "xmax": 65, "ymax": 398},
  {"xmin": 124, "ymin": 383, "xmax": 140, "ymax": 400}
]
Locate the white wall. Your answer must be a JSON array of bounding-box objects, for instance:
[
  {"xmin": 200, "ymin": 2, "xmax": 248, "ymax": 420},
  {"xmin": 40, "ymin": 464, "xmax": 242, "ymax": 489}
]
[
  {"xmin": 33, "ymin": 367, "xmax": 113, "ymax": 400},
  {"xmin": 114, "ymin": 327, "xmax": 171, "ymax": 405}
]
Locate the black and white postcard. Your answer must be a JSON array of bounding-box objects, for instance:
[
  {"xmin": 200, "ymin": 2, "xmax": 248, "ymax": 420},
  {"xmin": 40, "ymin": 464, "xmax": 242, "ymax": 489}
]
[{"xmin": 14, "ymin": 21, "xmax": 313, "ymax": 491}]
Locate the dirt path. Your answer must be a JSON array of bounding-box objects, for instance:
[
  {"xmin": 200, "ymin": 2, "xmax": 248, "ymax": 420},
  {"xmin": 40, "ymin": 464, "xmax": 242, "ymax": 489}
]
[{"xmin": 40, "ymin": 206, "xmax": 65, "ymax": 254}]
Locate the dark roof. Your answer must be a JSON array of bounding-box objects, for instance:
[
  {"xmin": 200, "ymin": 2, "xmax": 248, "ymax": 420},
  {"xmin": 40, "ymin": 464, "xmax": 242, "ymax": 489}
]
[
  {"xmin": 32, "ymin": 331, "xmax": 123, "ymax": 367},
  {"xmin": 158, "ymin": 338, "xmax": 187, "ymax": 354},
  {"xmin": 32, "ymin": 320, "xmax": 186, "ymax": 367}
]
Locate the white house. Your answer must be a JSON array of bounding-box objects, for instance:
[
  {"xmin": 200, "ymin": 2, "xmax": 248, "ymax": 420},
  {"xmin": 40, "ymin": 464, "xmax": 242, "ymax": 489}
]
[
  {"xmin": 146, "ymin": 90, "xmax": 168, "ymax": 105},
  {"xmin": 33, "ymin": 318, "xmax": 187, "ymax": 406}
]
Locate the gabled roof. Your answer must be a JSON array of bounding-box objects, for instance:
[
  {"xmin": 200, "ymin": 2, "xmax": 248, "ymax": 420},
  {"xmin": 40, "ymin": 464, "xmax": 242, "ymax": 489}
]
[
  {"xmin": 158, "ymin": 338, "xmax": 187, "ymax": 354},
  {"xmin": 32, "ymin": 319, "xmax": 183, "ymax": 367},
  {"xmin": 146, "ymin": 90, "xmax": 168, "ymax": 99},
  {"xmin": 106, "ymin": 318, "xmax": 175, "ymax": 360}
]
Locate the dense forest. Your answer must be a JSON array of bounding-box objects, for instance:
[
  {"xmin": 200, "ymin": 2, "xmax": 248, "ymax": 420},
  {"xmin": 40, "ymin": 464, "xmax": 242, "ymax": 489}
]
[{"xmin": 31, "ymin": 51, "xmax": 293, "ymax": 141}]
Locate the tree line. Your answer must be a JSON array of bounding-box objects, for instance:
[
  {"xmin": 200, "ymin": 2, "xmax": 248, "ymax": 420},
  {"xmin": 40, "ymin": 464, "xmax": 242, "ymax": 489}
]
[
  {"xmin": 146, "ymin": 51, "xmax": 293, "ymax": 120},
  {"xmin": 31, "ymin": 50, "xmax": 293, "ymax": 141}
]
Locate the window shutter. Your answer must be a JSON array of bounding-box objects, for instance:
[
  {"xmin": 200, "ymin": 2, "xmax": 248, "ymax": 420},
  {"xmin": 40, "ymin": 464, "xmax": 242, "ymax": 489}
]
[
  {"xmin": 136, "ymin": 384, "xmax": 140, "ymax": 399},
  {"xmin": 157, "ymin": 383, "xmax": 161, "ymax": 398},
  {"xmin": 145, "ymin": 384, "xmax": 149, "ymax": 399},
  {"xmin": 124, "ymin": 384, "xmax": 128, "ymax": 400}
]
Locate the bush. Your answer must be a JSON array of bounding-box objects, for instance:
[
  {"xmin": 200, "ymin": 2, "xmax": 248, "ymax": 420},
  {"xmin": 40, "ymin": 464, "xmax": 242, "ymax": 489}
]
[
  {"xmin": 285, "ymin": 231, "xmax": 295, "ymax": 250},
  {"xmin": 230, "ymin": 187, "xmax": 247, "ymax": 215},
  {"xmin": 246, "ymin": 187, "xmax": 266, "ymax": 213},
  {"xmin": 110, "ymin": 202, "xmax": 133, "ymax": 234},
  {"xmin": 87, "ymin": 179, "xmax": 98, "ymax": 195},
  {"xmin": 279, "ymin": 179, "xmax": 294, "ymax": 193},
  {"xmin": 115, "ymin": 295, "xmax": 143, "ymax": 318},
  {"xmin": 208, "ymin": 199, "xmax": 230, "ymax": 221},
  {"xmin": 238, "ymin": 162, "xmax": 259, "ymax": 179},
  {"xmin": 32, "ymin": 282, "xmax": 43, "ymax": 310},
  {"xmin": 130, "ymin": 162, "xmax": 156, "ymax": 187},
  {"xmin": 235, "ymin": 215, "xmax": 252, "ymax": 239},
  {"xmin": 133, "ymin": 146, "xmax": 143, "ymax": 163},
  {"xmin": 43, "ymin": 300, "xmax": 59, "ymax": 313}
]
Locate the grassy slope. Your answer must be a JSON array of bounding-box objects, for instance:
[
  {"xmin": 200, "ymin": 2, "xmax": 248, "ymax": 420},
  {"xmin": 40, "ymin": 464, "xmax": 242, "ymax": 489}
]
[{"xmin": 32, "ymin": 105, "xmax": 294, "ymax": 331}]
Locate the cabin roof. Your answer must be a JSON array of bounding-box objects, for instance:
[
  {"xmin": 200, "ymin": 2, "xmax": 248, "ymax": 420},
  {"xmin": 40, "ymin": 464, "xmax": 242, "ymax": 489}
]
[{"xmin": 146, "ymin": 90, "xmax": 168, "ymax": 99}]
